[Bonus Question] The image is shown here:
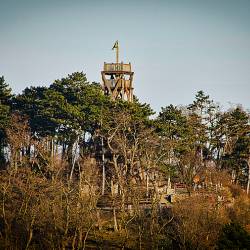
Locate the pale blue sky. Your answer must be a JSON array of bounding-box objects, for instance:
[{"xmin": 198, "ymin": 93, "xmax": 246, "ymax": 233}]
[{"xmin": 1, "ymin": 0, "xmax": 250, "ymax": 112}]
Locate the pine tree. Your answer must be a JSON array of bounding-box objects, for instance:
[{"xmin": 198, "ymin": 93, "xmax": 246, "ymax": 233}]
[{"xmin": 0, "ymin": 76, "xmax": 13, "ymax": 166}]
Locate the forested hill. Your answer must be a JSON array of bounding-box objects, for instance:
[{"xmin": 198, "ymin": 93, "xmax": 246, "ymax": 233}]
[
  {"xmin": 1, "ymin": 72, "xmax": 249, "ymax": 178},
  {"xmin": 0, "ymin": 72, "xmax": 250, "ymax": 249}
]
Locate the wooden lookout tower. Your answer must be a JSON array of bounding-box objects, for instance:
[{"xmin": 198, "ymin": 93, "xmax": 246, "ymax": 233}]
[{"xmin": 101, "ymin": 41, "xmax": 134, "ymax": 102}]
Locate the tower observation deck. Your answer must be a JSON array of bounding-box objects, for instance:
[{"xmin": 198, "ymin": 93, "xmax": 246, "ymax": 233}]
[{"xmin": 101, "ymin": 41, "xmax": 134, "ymax": 102}]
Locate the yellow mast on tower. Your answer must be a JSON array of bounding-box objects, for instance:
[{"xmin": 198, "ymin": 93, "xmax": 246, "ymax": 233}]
[{"xmin": 112, "ymin": 40, "xmax": 119, "ymax": 64}]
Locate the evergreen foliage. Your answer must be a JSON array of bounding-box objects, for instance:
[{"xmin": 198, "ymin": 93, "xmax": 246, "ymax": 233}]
[
  {"xmin": 217, "ymin": 223, "xmax": 250, "ymax": 250},
  {"xmin": 0, "ymin": 76, "xmax": 12, "ymax": 166}
]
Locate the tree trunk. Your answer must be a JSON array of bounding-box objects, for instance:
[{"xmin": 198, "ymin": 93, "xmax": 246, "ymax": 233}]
[
  {"xmin": 146, "ymin": 172, "xmax": 149, "ymax": 197},
  {"xmin": 247, "ymin": 158, "xmax": 250, "ymax": 195},
  {"xmin": 231, "ymin": 169, "xmax": 236, "ymax": 184},
  {"xmin": 113, "ymin": 207, "xmax": 118, "ymax": 231},
  {"xmin": 69, "ymin": 136, "xmax": 79, "ymax": 181},
  {"xmin": 101, "ymin": 137, "xmax": 105, "ymax": 195}
]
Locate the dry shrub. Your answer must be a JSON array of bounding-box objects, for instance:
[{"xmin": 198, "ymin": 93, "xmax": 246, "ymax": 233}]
[
  {"xmin": 228, "ymin": 184, "xmax": 244, "ymax": 198},
  {"xmin": 229, "ymin": 193, "xmax": 250, "ymax": 230},
  {"xmin": 171, "ymin": 194, "xmax": 229, "ymax": 250},
  {"xmin": 0, "ymin": 164, "xmax": 100, "ymax": 249},
  {"xmin": 199, "ymin": 166, "xmax": 231, "ymax": 188},
  {"xmin": 6, "ymin": 114, "xmax": 32, "ymax": 169}
]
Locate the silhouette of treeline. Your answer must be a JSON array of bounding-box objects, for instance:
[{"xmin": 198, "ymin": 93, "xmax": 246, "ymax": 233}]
[{"xmin": 0, "ymin": 72, "xmax": 250, "ymax": 249}]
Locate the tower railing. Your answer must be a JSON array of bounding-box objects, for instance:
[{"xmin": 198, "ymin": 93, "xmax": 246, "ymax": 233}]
[{"xmin": 103, "ymin": 62, "xmax": 131, "ymax": 72}]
